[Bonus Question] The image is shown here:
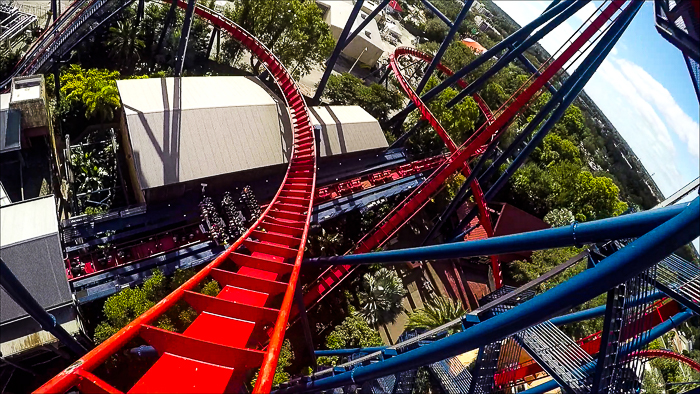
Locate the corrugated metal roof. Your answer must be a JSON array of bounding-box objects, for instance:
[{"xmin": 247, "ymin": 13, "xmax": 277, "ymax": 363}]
[
  {"xmin": 0, "ymin": 195, "xmax": 58, "ymax": 248},
  {"xmin": 0, "ymin": 196, "xmax": 70, "ymax": 324},
  {"xmin": 118, "ymin": 77, "xmax": 289, "ymax": 190},
  {"xmin": 119, "ymin": 78, "xmax": 388, "ymax": 191},
  {"xmin": 310, "ymin": 105, "xmax": 388, "ymax": 156}
]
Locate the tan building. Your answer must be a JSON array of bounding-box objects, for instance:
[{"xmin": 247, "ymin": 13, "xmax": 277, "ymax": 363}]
[
  {"xmin": 117, "ymin": 76, "xmax": 388, "ymax": 203},
  {"xmin": 316, "ymin": 0, "xmax": 386, "ymax": 67}
]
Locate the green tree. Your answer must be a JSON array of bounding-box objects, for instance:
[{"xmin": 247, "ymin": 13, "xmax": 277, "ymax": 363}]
[
  {"xmin": 60, "ymin": 65, "xmax": 123, "ymax": 123},
  {"xmin": 0, "ymin": 50, "xmax": 20, "ymax": 82},
  {"xmin": 405, "ymin": 296, "xmax": 466, "ymax": 334},
  {"xmin": 323, "ymin": 73, "xmax": 403, "ymax": 125},
  {"xmin": 106, "ymin": 20, "xmax": 145, "ymax": 72},
  {"xmin": 222, "ymin": 0, "xmax": 334, "ymax": 79},
  {"xmin": 543, "ymin": 208, "xmax": 574, "ymax": 227},
  {"xmin": 531, "ymin": 134, "xmax": 582, "ymax": 167},
  {"xmin": 250, "ymin": 339, "xmax": 294, "ymax": 388},
  {"xmin": 94, "ymin": 269, "xmax": 220, "ymax": 343},
  {"xmin": 358, "ymin": 268, "xmax": 407, "ymax": 327},
  {"xmin": 317, "ymin": 313, "xmax": 383, "ymax": 366}
]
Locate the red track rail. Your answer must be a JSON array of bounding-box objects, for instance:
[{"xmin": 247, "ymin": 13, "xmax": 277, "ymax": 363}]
[
  {"xmin": 629, "ymin": 349, "xmax": 700, "ymax": 371},
  {"xmin": 389, "ymin": 46, "xmax": 501, "ymax": 289},
  {"xmin": 36, "ymin": 2, "xmax": 316, "ymax": 393},
  {"xmin": 300, "ymin": 0, "xmax": 626, "ymax": 315}
]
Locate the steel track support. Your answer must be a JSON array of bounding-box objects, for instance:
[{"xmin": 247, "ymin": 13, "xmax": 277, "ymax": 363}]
[
  {"xmin": 415, "ymin": 0, "xmax": 474, "ymax": 94},
  {"xmin": 449, "ymin": 1, "xmax": 641, "ymax": 240},
  {"xmin": 0, "ymin": 259, "xmax": 87, "ymax": 356},
  {"xmin": 153, "ymin": 0, "xmax": 179, "ymax": 69},
  {"xmin": 447, "ymin": 0, "xmax": 591, "ymax": 108},
  {"xmin": 174, "ymin": 0, "xmax": 197, "ymax": 77},
  {"xmin": 591, "ymin": 285, "xmax": 626, "ymax": 392},
  {"xmin": 386, "ymin": 0, "xmax": 577, "ymax": 127},
  {"xmin": 517, "ymin": 53, "xmax": 557, "ymax": 94},
  {"xmin": 313, "ymin": 0, "xmax": 365, "ymax": 104}
]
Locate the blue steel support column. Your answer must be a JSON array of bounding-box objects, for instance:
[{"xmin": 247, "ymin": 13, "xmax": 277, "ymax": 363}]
[
  {"xmin": 517, "ymin": 53, "xmax": 557, "ymax": 94},
  {"xmin": 174, "ymin": 0, "xmax": 197, "ymax": 77},
  {"xmin": 51, "ymin": 0, "xmax": 58, "ymax": 22},
  {"xmin": 387, "ymin": 0, "xmax": 577, "ymax": 126},
  {"xmin": 548, "ymin": 291, "xmax": 663, "ymax": 326},
  {"xmin": 420, "ymin": 0, "xmax": 453, "ymax": 27},
  {"xmin": 277, "ymin": 198, "xmax": 699, "ymax": 393},
  {"xmin": 305, "ymin": 202, "xmax": 690, "ymax": 266},
  {"xmin": 0, "ymin": 259, "xmax": 87, "ymax": 356},
  {"xmin": 447, "ymin": 0, "xmax": 591, "ymax": 108},
  {"xmin": 313, "ymin": 0, "xmax": 365, "ymax": 103},
  {"xmin": 521, "ymin": 310, "xmax": 695, "ymax": 394},
  {"xmin": 153, "ymin": 0, "xmax": 179, "ymax": 69},
  {"xmin": 344, "ymin": 0, "xmax": 391, "ymax": 48},
  {"xmin": 449, "ymin": 1, "xmax": 641, "ymax": 240},
  {"xmin": 483, "ymin": 2, "xmax": 641, "ymax": 204},
  {"xmin": 415, "ymin": 0, "xmax": 474, "ymax": 94}
]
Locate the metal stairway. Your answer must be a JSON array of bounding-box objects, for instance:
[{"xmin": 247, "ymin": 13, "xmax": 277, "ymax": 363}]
[
  {"xmin": 515, "ymin": 321, "xmax": 594, "ymax": 394},
  {"xmin": 654, "ymin": 254, "xmax": 700, "ymax": 314}
]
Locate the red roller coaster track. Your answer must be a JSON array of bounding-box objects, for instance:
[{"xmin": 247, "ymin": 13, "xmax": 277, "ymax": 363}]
[
  {"xmin": 300, "ymin": 0, "xmax": 625, "ymax": 317},
  {"xmin": 36, "ymin": 1, "xmax": 316, "ymax": 393}
]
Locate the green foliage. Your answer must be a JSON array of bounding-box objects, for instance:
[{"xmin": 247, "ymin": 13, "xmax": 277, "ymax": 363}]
[
  {"xmin": 509, "ymin": 161, "xmax": 628, "ymax": 220},
  {"xmin": 543, "ymin": 208, "xmax": 574, "ymax": 227},
  {"xmin": 406, "ymin": 77, "xmax": 481, "ymax": 154},
  {"xmin": 222, "ymin": 0, "xmax": 334, "ymax": 79},
  {"xmin": 405, "ymin": 296, "xmax": 466, "ymax": 334},
  {"xmin": 508, "ymin": 247, "xmax": 583, "ymax": 287},
  {"xmin": 94, "ymin": 270, "xmax": 219, "ymax": 344},
  {"xmin": 445, "ymin": 174, "xmax": 466, "ymax": 200},
  {"xmin": 94, "ymin": 271, "xmax": 164, "ymax": 343},
  {"xmin": 60, "ymin": 65, "xmax": 122, "ymax": 123},
  {"xmin": 317, "ymin": 313, "xmax": 383, "ymax": 366},
  {"xmin": 0, "ymin": 50, "xmax": 21, "ymax": 82},
  {"xmin": 106, "ymin": 19, "xmax": 145, "ymax": 72},
  {"xmin": 532, "ymin": 134, "xmax": 582, "ymax": 167},
  {"xmin": 201, "ymin": 279, "xmax": 221, "ymax": 296},
  {"xmin": 323, "ymin": 73, "xmax": 403, "ymax": 125},
  {"xmin": 358, "ymin": 268, "xmax": 407, "ymax": 326},
  {"xmin": 250, "ymin": 339, "xmax": 294, "ymax": 388}
]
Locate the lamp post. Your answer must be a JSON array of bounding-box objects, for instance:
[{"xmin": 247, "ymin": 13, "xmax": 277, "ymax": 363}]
[{"xmin": 349, "ymin": 47, "xmax": 368, "ymax": 74}]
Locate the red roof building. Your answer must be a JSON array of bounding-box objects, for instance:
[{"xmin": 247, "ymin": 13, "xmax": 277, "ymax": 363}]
[{"xmin": 461, "ymin": 38, "xmax": 487, "ymax": 55}]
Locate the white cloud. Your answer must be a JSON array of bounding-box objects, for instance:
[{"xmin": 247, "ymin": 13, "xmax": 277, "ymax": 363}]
[
  {"xmin": 586, "ymin": 58, "xmax": 699, "ymax": 197},
  {"xmin": 615, "ymin": 59, "xmax": 700, "ymax": 157}
]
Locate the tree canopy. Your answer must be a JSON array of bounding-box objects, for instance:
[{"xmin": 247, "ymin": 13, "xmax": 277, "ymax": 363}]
[
  {"xmin": 358, "ymin": 268, "xmax": 407, "ymax": 326},
  {"xmin": 317, "ymin": 312, "xmax": 383, "ymax": 366},
  {"xmin": 405, "ymin": 296, "xmax": 466, "ymax": 334},
  {"xmin": 323, "ymin": 73, "xmax": 404, "ymax": 126},
  {"xmin": 222, "ymin": 0, "xmax": 334, "ymax": 79}
]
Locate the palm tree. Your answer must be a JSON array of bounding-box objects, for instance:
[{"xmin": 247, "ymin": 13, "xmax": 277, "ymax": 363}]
[
  {"xmin": 106, "ymin": 19, "xmax": 145, "ymax": 71},
  {"xmin": 358, "ymin": 268, "xmax": 407, "ymax": 329},
  {"xmin": 405, "ymin": 296, "xmax": 467, "ymax": 335}
]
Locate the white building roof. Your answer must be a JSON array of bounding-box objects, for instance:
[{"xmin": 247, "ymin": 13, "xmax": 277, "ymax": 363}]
[
  {"xmin": 0, "ymin": 195, "xmax": 58, "ymax": 248},
  {"xmin": 309, "ymin": 106, "xmax": 388, "ymax": 156},
  {"xmin": 318, "ymin": 0, "xmax": 385, "ymax": 52},
  {"xmin": 118, "ymin": 77, "xmax": 388, "ymax": 192},
  {"xmin": 118, "ymin": 76, "xmax": 288, "ymax": 191}
]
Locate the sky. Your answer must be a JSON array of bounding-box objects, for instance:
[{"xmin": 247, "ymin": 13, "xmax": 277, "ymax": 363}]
[{"xmin": 493, "ymin": 0, "xmax": 699, "ymax": 250}]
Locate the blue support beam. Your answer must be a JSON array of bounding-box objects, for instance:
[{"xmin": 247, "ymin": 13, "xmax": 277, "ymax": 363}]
[
  {"xmin": 313, "ymin": 0, "xmax": 365, "ymax": 103},
  {"xmin": 174, "ymin": 0, "xmax": 197, "ymax": 77},
  {"xmin": 548, "ymin": 291, "xmax": 664, "ymax": 326},
  {"xmin": 0, "ymin": 258, "xmax": 87, "ymax": 356},
  {"xmin": 387, "ymin": 0, "xmax": 578, "ymax": 127},
  {"xmin": 447, "ymin": 0, "xmax": 591, "ymax": 108},
  {"xmin": 517, "ymin": 53, "xmax": 557, "ymax": 94},
  {"xmin": 415, "ymin": 0, "xmax": 474, "ymax": 94},
  {"xmin": 449, "ymin": 0, "xmax": 641, "ymax": 240},
  {"xmin": 420, "ymin": 0, "xmax": 453, "ymax": 27},
  {"xmin": 277, "ymin": 198, "xmax": 699, "ymax": 393},
  {"xmin": 305, "ymin": 201, "xmax": 689, "ymax": 266}
]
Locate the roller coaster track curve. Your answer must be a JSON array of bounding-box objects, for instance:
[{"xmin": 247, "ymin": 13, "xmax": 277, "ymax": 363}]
[{"xmin": 35, "ymin": 1, "xmax": 316, "ymax": 393}]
